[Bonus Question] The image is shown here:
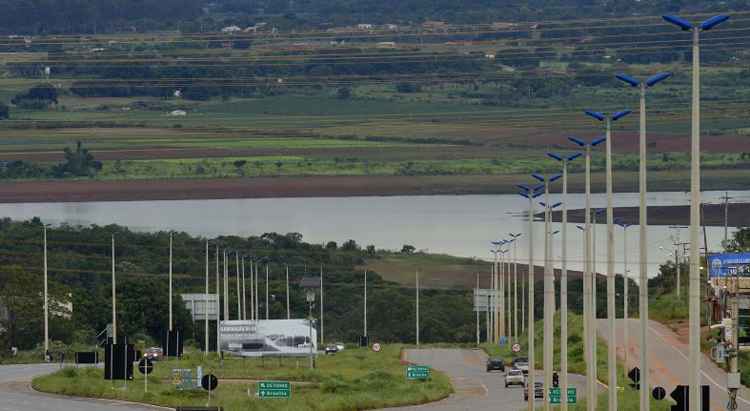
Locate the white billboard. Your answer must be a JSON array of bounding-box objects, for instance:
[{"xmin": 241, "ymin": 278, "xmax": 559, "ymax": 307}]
[
  {"xmin": 219, "ymin": 319, "xmax": 317, "ymax": 357},
  {"xmin": 181, "ymin": 293, "xmax": 219, "ymax": 321}
]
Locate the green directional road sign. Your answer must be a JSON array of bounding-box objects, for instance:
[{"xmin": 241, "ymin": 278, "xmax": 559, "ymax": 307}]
[
  {"xmin": 549, "ymin": 387, "xmax": 561, "ymax": 404},
  {"xmin": 406, "ymin": 365, "xmax": 431, "ymax": 380},
  {"xmin": 567, "ymin": 387, "xmax": 577, "ymax": 404},
  {"xmin": 257, "ymin": 381, "xmax": 291, "ymax": 399}
]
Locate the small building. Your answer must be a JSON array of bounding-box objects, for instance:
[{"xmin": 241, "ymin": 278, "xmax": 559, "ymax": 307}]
[
  {"xmin": 357, "ymin": 23, "xmax": 373, "ymax": 30},
  {"xmin": 377, "ymin": 41, "xmax": 397, "ymax": 49},
  {"xmin": 169, "ymin": 110, "xmax": 187, "ymax": 116}
]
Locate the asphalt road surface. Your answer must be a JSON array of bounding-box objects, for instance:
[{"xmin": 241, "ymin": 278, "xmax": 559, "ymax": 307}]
[
  {"xmin": 381, "ymin": 348, "xmax": 588, "ymax": 411},
  {"xmin": 0, "ymin": 363, "xmax": 153, "ymax": 411},
  {"xmin": 598, "ymin": 318, "xmax": 750, "ymax": 411}
]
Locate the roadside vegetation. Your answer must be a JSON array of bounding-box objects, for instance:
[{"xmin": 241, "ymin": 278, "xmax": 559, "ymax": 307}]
[{"xmin": 32, "ymin": 344, "xmax": 452, "ymax": 411}]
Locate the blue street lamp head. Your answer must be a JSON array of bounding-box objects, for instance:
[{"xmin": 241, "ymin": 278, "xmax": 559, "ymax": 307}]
[
  {"xmin": 612, "ymin": 110, "xmax": 632, "ymax": 121},
  {"xmin": 576, "ymin": 225, "xmax": 585, "ymax": 231},
  {"xmin": 568, "ymin": 136, "xmax": 585, "ymax": 147},
  {"xmin": 701, "ymin": 15, "xmax": 730, "ymax": 31},
  {"xmin": 585, "ymin": 111, "xmax": 606, "ymax": 122},
  {"xmin": 646, "ymin": 72, "xmax": 672, "ymax": 87},
  {"xmin": 549, "ymin": 174, "xmax": 562, "ymax": 183},
  {"xmin": 568, "ymin": 153, "xmax": 583, "ymax": 161},
  {"xmin": 592, "ymin": 136, "xmax": 607, "ymax": 146},
  {"xmin": 616, "ymin": 74, "xmax": 640, "ymax": 87},
  {"xmin": 663, "ymin": 15, "xmax": 693, "ymax": 31},
  {"xmin": 531, "ymin": 173, "xmax": 545, "ymax": 182},
  {"xmin": 547, "ymin": 152, "xmax": 563, "ymax": 161}
]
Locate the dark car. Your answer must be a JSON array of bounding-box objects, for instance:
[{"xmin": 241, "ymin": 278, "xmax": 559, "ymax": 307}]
[
  {"xmin": 524, "ymin": 382, "xmax": 544, "ymax": 401},
  {"xmin": 486, "ymin": 357, "xmax": 505, "ymax": 372}
]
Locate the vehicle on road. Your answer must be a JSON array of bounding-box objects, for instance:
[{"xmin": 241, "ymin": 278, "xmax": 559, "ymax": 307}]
[
  {"xmin": 524, "ymin": 382, "xmax": 544, "ymax": 401},
  {"xmin": 325, "ymin": 344, "xmax": 339, "ymax": 355},
  {"xmin": 512, "ymin": 357, "xmax": 529, "ymax": 374},
  {"xmin": 486, "ymin": 357, "xmax": 505, "ymax": 372},
  {"xmin": 505, "ymin": 368, "xmax": 525, "ymax": 387},
  {"xmin": 334, "ymin": 342, "xmax": 345, "ymax": 351},
  {"xmin": 143, "ymin": 347, "xmax": 163, "ymax": 361}
]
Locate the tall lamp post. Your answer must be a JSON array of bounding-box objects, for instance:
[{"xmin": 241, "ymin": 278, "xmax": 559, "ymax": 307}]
[
  {"xmin": 532, "ymin": 172, "xmax": 562, "ymax": 411},
  {"xmin": 508, "ymin": 233, "xmax": 522, "ymax": 342},
  {"xmin": 568, "ymin": 135, "xmax": 605, "ymax": 411},
  {"xmin": 547, "ymin": 152, "xmax": 581, "ymax": 409},
  {"xmin": 663, "ymin": 14, "xmax": 730, "ymax": 410},
  {"xmin": 616, "ymin": 219, "xmax": 631, "ymax": 381},
  {"xmin": 518, "ymin": 182, "xmax": 543, "ymax": 411},
  {"xmin": 615, "ymin": 71, "xmax": 671, "ymax": 407},
  {"xmin": 585, "ymin": 109, "xmax": 631, "ymax": 411}
]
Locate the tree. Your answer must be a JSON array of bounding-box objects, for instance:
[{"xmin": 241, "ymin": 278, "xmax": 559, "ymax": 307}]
[
  {"xmin": 52, "ymin": 141, "xmax": 102, "ymax": 177},
  {"xmin": 325, "ymin": 241, "xmax": 337, "ymax": 250},
  {"xmin": 0, "ymin": 102, "xmax": 8, "ymax": 120},
  {"xmin": 401, "ymin": 244, "xmax": 416, "ymax": 254},
  {"xmin": 336, "ymin": 87, "xmax": 352, "ymax": 99},
  {"xmin": 341, "ymin": 239, "xmax": 359, "ymax": 251},
  {"xmin": 11, "ymin": 84, "xmax": 58, "ymax": 109}
]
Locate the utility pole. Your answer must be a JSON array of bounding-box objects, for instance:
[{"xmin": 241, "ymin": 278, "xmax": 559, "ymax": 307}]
[
  {"xmin": 674, "ymin": 241, "xmax": 689, "ymax": 297},
  {"xmin": 606, "ymin": 116, "xmax": 618, "ymax": 411},
  {"xmin": 320, "ymin": 264, "xmax": 324, "ymax": 346},
  {"xmin": 242, "ymin": 257, "xmax": 246, "ymax": 320},
  {"xmin": 476, "ymin": 273, "xmax": 480, "ymax": 345},
  {"xmin": 519, "ymin": 182, "xmax": 541, "ymax": 411},
  {"xmin": 416, "ymin": 270, "xmax": 420, "ymax": 347},
  {"xmin": 722, "ymin": 192, "xmax": 733, "ymax": 246},
  {"xmin": 255, "ymin": 262, "xmax": 259, "ymax": 321},
  {"xmin": 223, "ymin": 250, "xmax": 229, "ymax": 321},
  {"xmin": 235, "ymin": 253, "xmax": 241, "ymax": 320},
  {"xmin": 286, "ymin": 265, "xmax": 290, "ymax": 319},
  {"xmin": 111, "ymin": 235, "xmax": 117, "ymax": 342},
  {"xmin": 250, "ymin": 259, "xmax": 254, "ymax": 321},
  {"xmin": 364, "ymin": 270, "xmax": 368, "ymax": 339},
  {"xmin": 215, "ymin": 246, "xmax": 220, "ymax": 354},
  {"xmin": 169, "ymin": 232, "xmax": 173, "ymax": 331},
  {"xmin": 265, "ymin": 265, "xmax": 269, "ymax": 320},
  {"xmin": 509, "ymin": 233, "xmax": 522, "ymax": 343},
  {"xmin": 43, "ymin": 225, "xmax": 49, "ymax": 357},
  {"xmin": 205, "ymin": 241, "xmax": 209, "ymax": 356}
]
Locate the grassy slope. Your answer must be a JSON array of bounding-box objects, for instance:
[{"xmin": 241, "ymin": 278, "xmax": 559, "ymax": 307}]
[
  {"xmin": 363, "ymin": 253, "xmax": 488, "ymax": 289},
  {"xmin": 32, "ymin": 345, "xmax": 452, "ymax": 411}
]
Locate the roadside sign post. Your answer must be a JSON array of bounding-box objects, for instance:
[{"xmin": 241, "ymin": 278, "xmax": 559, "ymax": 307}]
[
  {"xmin": 567, "ymin": 387, "xmax": 577, "ymax": 404},
  {"xmin": 406, "ymin": 365, "xmax": 431, "ymax": 381},
  {"xmin": 372, "ymin": 343, "xmax": 382, "ymax": 352},
  {"xmin": 512, "ymin": 343, "xmax": 521, "ymax": 353},
  {"xmin": 257, "ymin": 381, "xmax": 291, "ymax": 399},
  {"xmin": 549, "ymin": 387, "xmax": 561, "ymax": 404},
  {"xmin": 138, "ymin": 358, "xmax": 153, "ymax": 393},
  {"xmin": 201, "ymin": 374, "xmax": 218, "ymax": 404}
]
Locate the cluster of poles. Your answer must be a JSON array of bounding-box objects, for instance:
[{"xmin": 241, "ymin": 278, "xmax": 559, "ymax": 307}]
[
  {"xmin": 40, "ymin": 231, "xmax": 325, "ymax": 359},
  {"xmin": 479, "ymin": 14, "xmax": 731, "ymax": 411}
]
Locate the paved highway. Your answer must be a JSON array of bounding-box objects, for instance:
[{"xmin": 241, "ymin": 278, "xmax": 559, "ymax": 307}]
[
  {"xmin": 381, "ymin": 348, "xmax": 589, "ymax": 411},
  {"xmin": 598, "ymin": 318, "xmax": 750, "ymax": 411},
  {"xmin": 0, "ymin": 363, "xmax": 153, "ymax": 411}
]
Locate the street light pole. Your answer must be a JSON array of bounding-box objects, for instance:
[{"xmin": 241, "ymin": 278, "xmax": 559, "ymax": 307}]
[
  {"xmin": 509, "ymin": 234, "xmax": 522, "ymax": 342},
  {"xmin": 532, "ymin": 172, "xmax": 561, "ymax": 411},
  {"xmin": 215, "ymin": 246, "xmax": 220, "ymax": 354},
  {"xmin": 569, "ymin": 135, "xmax": 605, "ymax": 411},
  {"xmin": 663, "ymin": 15, "xmax": 729, "ymax": 410},
  {"xmin": 169, "ymin": 232, "xmax": 173, "ymax": 331},
  {"xmin": 205, "ymin": 241, "xmax": 209, "ymax": 356},
  {"xmin": 43, "ymin": 225, "xmax": 49, "ymax": 358},
  {"xmin": 616, "ymin": 220, "xmax": 631, "ymax": 380},
  {"xmin": 616, "ymin": 71, "xmax": 672, "ymax": 409},
  {"xmin": 111, "ymin": 235, "xmax": 117, "ymax": 342},
  {"xmin": 586, "ymin": 109, "xmax": 631, "ymax": 411},
  {"xmin": 416, "ymin": 270, "xmax": 420, "ymax": 346},
  {"xmin": 547, "ymin": 152, "xmax": 581, "ymax": 410},
  {"xmin": 518, "ymin": 182, "xmax": 543, "ymax": 411}
]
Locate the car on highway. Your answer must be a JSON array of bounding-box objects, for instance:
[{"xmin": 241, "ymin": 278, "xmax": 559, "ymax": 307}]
[
  {"xmin": 504, "ymin": 368, "xmax": 525, "ymax": 387},
  {"xmin": 334, "ymin": 342, "xmax": 345, "ymax": 351},
  {"xmin": 486, "ymin": 357, "xmax": 505, "ymax": 372},
  {"xmin": 512, "ymin": 357, "xmax": 529, "ymax": 374},
  {"xmin": 325, "ymin": 344, "xmax": 339, "ymax": 355},
  {"xmin": 524, "ymin": 381, "xmax": 544, "ymax": 401},
  {"xmin": 143, "ymin": 347, "xmax": 163, "ymax": 361}
]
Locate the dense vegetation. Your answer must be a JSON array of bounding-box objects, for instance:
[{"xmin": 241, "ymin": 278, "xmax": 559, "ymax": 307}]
[{"xmin": 0, "ymin": 0, "xmax": 748, "ymax": 34}]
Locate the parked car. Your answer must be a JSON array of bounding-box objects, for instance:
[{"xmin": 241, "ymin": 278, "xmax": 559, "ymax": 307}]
[
  {"xmin": 143, "ymin": 347, "xmax": 163, "ymax": 361},
  {"xmin": 486, "ymin": 357, "xmax": 505, "ymax": 372},
  {"xmin": 325, "ymin": 344, "xmax": 339, "ymax": 355},
  {"xmin": 524, "ymin": 382, "xmax": 544, "ymax": 401},
  {"xmin": 334, "ymin": 342, "xmax": 345, "ymax": 351},
  {"xmin": 505, "ymin": 368, "xmax": 525, "ymax": 387},
  {"xmin": 512, "ymin": 357, "xmax": 529, "ymax": 374}
]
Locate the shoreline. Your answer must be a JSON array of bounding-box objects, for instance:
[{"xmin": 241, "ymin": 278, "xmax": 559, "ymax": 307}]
[
  {"xmin": 550, "ymin": 202, "xmax": 750, "ymax": 227},
  {"xmin": 0, "ymin": 170, "xmax": 747, "ymax": 204}
]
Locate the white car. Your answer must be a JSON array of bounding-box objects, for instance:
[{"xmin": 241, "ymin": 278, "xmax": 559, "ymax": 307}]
[{"xmin": 505, "ymin": 368, "xmax": 525, "ymax": 387}]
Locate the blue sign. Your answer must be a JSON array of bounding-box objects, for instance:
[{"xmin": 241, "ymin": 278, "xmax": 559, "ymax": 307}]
[
  {"xmin": 499, "ymin": 336, "xmax": 508, "ymax": 346},
  {"xmin": 708, "ymin": 253, "xmax": 750, "ymax": 278}
]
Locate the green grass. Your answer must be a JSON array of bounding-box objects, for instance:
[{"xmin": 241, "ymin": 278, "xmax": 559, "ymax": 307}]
[
  {"xmin": 363, "ymin": 253, "xmax": 488, "ymax": 289},
  {"xmin": 32, "ymin": 345, "xmax": 452, "ymax": 411}
]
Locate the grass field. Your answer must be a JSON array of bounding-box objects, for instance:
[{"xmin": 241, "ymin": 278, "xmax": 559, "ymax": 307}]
[{"xmin": 32, "ymin": 345, "xmax": 452, "ymax": 411}]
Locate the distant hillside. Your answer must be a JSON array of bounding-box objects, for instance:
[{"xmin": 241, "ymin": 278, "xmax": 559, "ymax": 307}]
[{"xmin": 2, "ymin": 0, "xmax": 748, "ymax": 34}]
